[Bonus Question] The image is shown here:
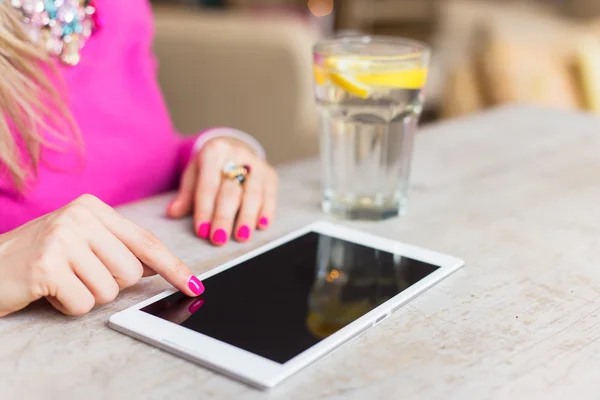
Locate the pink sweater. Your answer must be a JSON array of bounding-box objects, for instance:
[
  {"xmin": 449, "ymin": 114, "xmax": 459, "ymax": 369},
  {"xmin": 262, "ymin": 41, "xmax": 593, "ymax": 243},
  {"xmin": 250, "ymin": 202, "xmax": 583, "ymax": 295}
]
[{"xmin": 0, "ymin": 1, "xmax": 253, "ymax": 234}]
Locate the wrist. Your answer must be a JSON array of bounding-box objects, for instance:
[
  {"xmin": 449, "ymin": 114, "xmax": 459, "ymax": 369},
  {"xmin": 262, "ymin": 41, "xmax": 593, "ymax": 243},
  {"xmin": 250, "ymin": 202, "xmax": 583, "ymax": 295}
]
[{"xmin": 193, "ymin": 128, "xmax": 266, "ymax": 160}]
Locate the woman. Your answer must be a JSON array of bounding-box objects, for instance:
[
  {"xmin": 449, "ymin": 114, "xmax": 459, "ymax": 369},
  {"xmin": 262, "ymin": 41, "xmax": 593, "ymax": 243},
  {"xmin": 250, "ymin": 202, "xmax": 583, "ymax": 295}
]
[{"xmin": 0, "ymin": 1, "xmax": 278, "ymax": 317}]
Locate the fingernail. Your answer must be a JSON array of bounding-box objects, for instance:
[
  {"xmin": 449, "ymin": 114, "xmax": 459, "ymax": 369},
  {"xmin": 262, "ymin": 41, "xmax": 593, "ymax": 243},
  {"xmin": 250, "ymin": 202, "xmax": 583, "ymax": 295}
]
[
  {"xmin": 213, "ymin": 229, "xmax": 228, "ymax": 244},
  {"xmin": 188, "ymin": 299, "xmax": 205, "ymax": 313},
  {"xmin": 197, "ymin": 222, "xmax": 211, "ymax": 239},
  {"xmin": 188, "ymin": 276, "xmax": 205, "ymax": 296},
  {"xmin": 237, "ymin": 225, "xmax": 251, "ymax": 240},
  {"xmin": 259, "ymin": 216, "xmax": 269, "ymax": 228}
]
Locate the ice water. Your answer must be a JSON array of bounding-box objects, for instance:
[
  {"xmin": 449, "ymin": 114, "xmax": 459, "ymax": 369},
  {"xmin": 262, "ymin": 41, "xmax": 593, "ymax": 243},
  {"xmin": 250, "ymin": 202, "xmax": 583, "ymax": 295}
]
[
  {"xmin": 316, "ymin": 77, "xmax": 425, "ymax": 220},
  {"xmin": 314, "ymin": 36, "xmax": 430, "ymax": 220}
]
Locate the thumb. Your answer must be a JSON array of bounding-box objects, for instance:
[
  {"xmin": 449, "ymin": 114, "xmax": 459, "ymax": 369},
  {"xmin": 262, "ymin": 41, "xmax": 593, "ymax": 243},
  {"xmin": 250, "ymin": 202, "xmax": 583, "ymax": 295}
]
[{"xmin": 167, "ymin": 160, "xmax": 198, "ymax": 219}]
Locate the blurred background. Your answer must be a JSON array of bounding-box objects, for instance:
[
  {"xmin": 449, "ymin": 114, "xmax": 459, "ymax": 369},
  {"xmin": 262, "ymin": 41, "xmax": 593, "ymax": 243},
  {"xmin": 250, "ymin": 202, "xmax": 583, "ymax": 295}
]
[{"xmin": 149, "ymin": 0, "xmax": 600, "ymax": 164}]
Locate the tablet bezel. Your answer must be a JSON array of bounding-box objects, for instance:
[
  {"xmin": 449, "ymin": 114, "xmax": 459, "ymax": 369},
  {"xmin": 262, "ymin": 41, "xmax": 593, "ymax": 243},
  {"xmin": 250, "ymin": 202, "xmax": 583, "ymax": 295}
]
[{"xmin": 109, "ymin": 221, "xmax": 464, "ymax": 389}]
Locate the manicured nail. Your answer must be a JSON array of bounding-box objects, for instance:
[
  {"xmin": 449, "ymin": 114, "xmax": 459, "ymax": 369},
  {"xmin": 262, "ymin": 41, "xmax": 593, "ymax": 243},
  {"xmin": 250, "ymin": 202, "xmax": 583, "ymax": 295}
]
[
  {"xmin": 188, "ymin": 276, "xmax": 205, "ymax": 295},
  {"xmin": 213, "ymin": 229, "xmax": 228, "ymax": 244},
  {"xmin": 197, "ymin": 222, "xmax": 211, "ymax": 239},
  {"xmin": 188, "ymin": 299, "xmax": 205, "ymax": 314},
  {"xmin": 259, "ymin": 217, "xmax": 269, "ymax": 228},
  {"xmin": 237, "ymin": 225, "xmax": 251, "ymax": 240}
]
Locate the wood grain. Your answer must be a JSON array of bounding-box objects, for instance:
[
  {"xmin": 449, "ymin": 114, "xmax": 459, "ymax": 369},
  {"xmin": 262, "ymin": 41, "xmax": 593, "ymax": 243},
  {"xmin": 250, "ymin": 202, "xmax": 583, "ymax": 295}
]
[{"xmin": 3, "ymin": 105, "xmax": 600, "ymax": 399}]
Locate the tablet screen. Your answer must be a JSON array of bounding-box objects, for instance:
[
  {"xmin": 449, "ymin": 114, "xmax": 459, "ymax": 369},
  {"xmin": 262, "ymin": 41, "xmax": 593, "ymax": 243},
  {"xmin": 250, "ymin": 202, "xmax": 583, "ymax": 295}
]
[{"xmin": 141, "ymin": 232, "xmax": 440, "ymax": 364}]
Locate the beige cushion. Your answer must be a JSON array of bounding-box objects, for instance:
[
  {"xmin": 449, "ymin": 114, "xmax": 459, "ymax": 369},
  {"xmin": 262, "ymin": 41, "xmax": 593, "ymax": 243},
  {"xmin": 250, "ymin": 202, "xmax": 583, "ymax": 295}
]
[
  {"xmin": 574, "ymin": 33, "xmax": 600, "ymax": 114},
  {"xmin": 440, "ymin": 59, "xmax": 484, "ymax": 119},
  {"xmin": 478, "ymin": 34, "xmax": 581, "ymax": 110},
  {"xmin": 152, "ymin": 6, "xmax": 320, "ymax": 165},
  {"xmin": 432, "ymin": 0, "xmax": 589, "ymax": 115}
]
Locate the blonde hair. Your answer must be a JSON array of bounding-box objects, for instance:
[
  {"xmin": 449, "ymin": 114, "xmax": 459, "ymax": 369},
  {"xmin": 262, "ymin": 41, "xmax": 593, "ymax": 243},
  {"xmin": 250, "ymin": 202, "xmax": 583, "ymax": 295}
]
[{"xmin": 0, "ymin": 4, "xmax": 77, "ymax": 191}]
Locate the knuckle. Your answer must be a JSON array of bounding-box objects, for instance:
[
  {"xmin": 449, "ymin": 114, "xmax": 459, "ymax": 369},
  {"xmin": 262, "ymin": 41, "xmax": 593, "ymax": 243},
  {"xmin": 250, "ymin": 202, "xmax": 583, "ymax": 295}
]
[
  {"xmin": 119, "ymin": 272, "xmax": 143, "ymax": 289},
  {"xmin": 171, "ymin": 259, "xmax": 188, "ymax": 276},
  {"xmin": 52, "ymin": 208, "xmax": 74, "ymax": 227},
  {"xmin": 122, "ymin": 262, "xmax": 144, "ymax": 287},
  {"xmin": 138, "ymin": 230, "xmax": 161, "ymax": 254},
  {"xmin": 74, "ymin": 193, "xmax": 102, "ymax": 208},
  {"xmin": 244, "ymin": 184, "xmax": 262, "ymax": 200},
  {"xmin": 214, "ymin": 203, "xmax": 237, "ymax": 221},
  {"xmin": 67, "ymin": 294, "xmax": 95, "ymax": 316},
  {"xmin": 194, "ymin": 204, "xmax": 213, "ymax": 220},
  {"xmin": 211, "ymin": 212, "xmax": 230, "ymax": 224},
  {"xmin": 95, "ymin": 282, "xmax": 120, "ymax": 305},
  {"xmin": 243, "ymin": 193, "xmax": 262, "ymax": 210},
  {"xmin": 43, "ymin": 223, "xmax": 72, "ymax": 250},
  {"xmin": 244, "ymin": 181, "xmax": 263, "ymax": 197},
  {"xmin": 202, "ymin": 178, "xmax": 221, "ymax": 194},
  {"xmin": 204, "ymin": 138, "xmax": 231, "ymax": 154},
  {"xmin": 222, "ymin": 181, "xmax": 242, "ymax": 197},
  {"xmin": 27, "ymin": 245, "xmax": 68, "ymax": 299},
  {"xmin": 62, "ymin": 203, "xmax": 93, "ymax": 224},
  {"xmin": 237, "ymin": 146, "xmax": 253, "ymax": 159},
  {"xmin": 29, "ymin": 251, "xmax": 57, "ymax": 288}
]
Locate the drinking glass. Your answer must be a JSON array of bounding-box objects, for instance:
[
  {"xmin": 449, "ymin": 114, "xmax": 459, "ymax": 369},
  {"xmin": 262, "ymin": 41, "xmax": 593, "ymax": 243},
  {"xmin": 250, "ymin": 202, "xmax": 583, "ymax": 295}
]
[{"xmin": 313, "ymin": 36, "xmax": 430, "ymax": 220}]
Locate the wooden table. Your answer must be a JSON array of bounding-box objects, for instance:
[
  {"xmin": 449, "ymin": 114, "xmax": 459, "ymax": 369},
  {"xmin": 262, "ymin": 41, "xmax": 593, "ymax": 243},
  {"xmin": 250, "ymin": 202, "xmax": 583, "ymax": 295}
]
[{"xmin": 4, "ymin": 105, "xmax": 600, "ymax": 399}]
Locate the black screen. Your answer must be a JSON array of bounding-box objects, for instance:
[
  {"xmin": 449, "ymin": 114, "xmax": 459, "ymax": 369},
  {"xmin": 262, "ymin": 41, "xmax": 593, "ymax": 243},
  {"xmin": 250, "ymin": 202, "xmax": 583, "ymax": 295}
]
[{"xmin": 141, "ymin": 232, "xmax": 439, "ymax": 364}]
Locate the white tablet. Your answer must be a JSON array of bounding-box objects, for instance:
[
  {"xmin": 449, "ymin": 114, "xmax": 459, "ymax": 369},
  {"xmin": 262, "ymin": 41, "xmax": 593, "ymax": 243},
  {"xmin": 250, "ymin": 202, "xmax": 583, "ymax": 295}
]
[{"xmin": 109, "ymin": 221, "xmax": 464, "ymax": 389}]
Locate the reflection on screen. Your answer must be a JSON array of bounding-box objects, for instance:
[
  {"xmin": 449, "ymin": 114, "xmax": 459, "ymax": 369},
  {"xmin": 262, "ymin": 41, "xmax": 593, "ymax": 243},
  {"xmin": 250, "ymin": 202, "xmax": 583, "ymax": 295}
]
[{"xmin": 141, "ymin": 232, "xmax": 439, "ymax": 364}]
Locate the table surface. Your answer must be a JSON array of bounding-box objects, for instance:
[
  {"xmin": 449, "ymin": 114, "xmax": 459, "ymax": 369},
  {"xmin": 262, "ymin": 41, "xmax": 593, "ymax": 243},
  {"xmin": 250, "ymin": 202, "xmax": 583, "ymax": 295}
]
[{"xmin": 4, "ymin": 105, "xmax": 600, "ymax": 400}]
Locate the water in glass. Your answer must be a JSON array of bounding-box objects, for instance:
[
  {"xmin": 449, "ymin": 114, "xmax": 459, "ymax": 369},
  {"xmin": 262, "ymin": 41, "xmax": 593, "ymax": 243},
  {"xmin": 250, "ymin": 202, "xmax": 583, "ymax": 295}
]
[{"xmin": 314, "ymin": 37, "xmax": 430, "ymax": 220}]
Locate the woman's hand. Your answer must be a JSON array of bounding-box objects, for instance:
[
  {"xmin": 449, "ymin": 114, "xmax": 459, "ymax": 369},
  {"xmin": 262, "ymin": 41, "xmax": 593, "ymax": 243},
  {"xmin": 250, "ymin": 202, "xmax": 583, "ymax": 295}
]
[
  {"xmin": 0, "ymin": 194, "xmax": 204, "ymax": 318},
  {"xmin": 167, "ymin": 137, "xmax": 278, "ymax": 246}
]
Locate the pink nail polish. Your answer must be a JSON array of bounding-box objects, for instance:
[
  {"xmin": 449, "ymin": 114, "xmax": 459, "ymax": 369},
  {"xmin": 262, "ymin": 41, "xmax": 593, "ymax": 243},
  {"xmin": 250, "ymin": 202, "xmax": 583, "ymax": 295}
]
[
  {"xmin": 213, "ymin": 229, "xmax": 228, "ymax": 244},
  {"xmin": 259, "ymin": 216, "xmax": 269, "ymax": 228},
  {"xmin": 197, "ymin": 222, "xmax": 211, "ymax": 239},
  {"xmin": 237, "ymin": 225, "xmax": 251, "ymax": 240},
  {"xmin": 188, "ymin": 276, "xmax": 205, "ymax": 295},
  {"xmin": 168, "ymin": 199, "xmax": 178, "ymax": 209},
  {"xmin": 188, "ymin": 299, "xmax": 205, "ymax": 313}
]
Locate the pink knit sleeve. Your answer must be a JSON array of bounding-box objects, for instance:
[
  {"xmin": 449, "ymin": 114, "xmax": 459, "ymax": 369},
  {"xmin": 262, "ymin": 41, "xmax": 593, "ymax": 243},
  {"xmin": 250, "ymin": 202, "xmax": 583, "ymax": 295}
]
[{"xmin": 177, "ymin": 134, "xmax": 199, "ymax": 174}]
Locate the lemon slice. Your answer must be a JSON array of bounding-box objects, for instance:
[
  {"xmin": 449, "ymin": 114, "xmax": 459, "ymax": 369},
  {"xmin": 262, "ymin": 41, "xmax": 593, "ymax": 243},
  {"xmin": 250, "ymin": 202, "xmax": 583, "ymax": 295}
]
[
  {"xmin": 355, "ymin": 69, "xmax": 428, "ymax": 89},
  {"xmin": 314, "ymin": 56, "xmax": 428, "ymax": 99},
  {"xmin": 313, "ymin": 65, "xmax": 329, "ymax": 86},
  {"xmin": 329, "ymin": 73, "xmax": 371, "ymax": 99}
]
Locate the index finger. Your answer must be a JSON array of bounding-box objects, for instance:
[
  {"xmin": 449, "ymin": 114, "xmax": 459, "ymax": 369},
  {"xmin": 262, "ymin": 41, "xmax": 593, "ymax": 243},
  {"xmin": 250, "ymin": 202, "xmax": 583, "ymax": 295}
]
[{"xmin": 76, "ymin": 195, "xmax": 205, "ymax": 297}]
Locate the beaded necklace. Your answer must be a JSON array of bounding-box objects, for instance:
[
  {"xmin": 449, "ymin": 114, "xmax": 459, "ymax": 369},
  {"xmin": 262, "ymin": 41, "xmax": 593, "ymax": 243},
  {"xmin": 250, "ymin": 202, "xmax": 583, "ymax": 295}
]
[{"xmin": 8, "ymin": 0, "xmax": 101, "ymax": 66}]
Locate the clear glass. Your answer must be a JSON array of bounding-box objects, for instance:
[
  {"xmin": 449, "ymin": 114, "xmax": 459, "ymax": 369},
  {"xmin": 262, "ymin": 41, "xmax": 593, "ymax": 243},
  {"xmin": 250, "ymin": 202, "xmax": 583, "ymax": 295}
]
[{"xmin": 313, "ymin": 36, "xmax": 431, "ymax": 220}]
